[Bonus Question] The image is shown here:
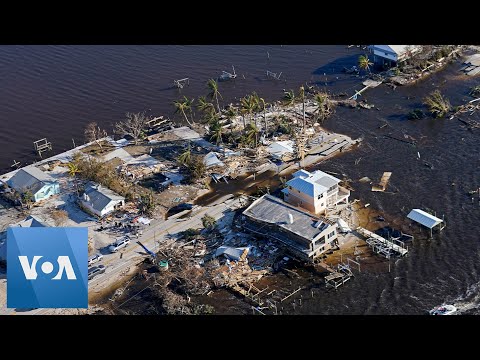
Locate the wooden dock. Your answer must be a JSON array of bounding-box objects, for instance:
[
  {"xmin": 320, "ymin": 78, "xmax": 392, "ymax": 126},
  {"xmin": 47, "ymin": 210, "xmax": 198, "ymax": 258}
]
[{"xmin": 356, "ymin": 227, "xmax": 408, "ymax": 257}]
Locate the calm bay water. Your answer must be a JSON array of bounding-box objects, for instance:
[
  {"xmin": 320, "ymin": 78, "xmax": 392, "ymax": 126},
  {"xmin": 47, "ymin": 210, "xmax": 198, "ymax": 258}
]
[{"xmin": 0, "ymin": 45, "xmax": 479, "ymax": 314}]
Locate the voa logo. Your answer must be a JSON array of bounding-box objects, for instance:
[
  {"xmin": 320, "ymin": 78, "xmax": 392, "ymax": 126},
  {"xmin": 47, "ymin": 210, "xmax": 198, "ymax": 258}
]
[
  {"xmin": 7, "ymin": 227, "xmax": 88, "ymax": 309},
  {"xmin": 18, "ymin": 255, "xmax": 77, "ymax": 280}
]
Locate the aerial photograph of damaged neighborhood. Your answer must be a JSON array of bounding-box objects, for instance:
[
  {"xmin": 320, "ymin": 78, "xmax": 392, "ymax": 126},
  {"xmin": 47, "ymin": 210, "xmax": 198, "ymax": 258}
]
[{"xmin": 1, "ymin": 45, "xmax": 479, "ymax": 315}]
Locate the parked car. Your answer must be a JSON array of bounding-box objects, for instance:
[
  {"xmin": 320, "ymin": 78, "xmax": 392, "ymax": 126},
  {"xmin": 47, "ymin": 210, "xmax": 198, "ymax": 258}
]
[
  {"xmin": 88, "ymin": 265, "xmax": 106, "ymax": 280},
  {"xmin": 108, "ymin": 236, "xmax": 130, "ymax": 253},
  {"xmin": 88, "ymin": 253, "xmax": 104, "ymax": 266}
]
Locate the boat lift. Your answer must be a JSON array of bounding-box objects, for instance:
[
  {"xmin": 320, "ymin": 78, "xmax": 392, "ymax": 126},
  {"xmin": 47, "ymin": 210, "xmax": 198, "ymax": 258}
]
[
  {"xmin": 174, "ymin": 78, "xmax": 190, "ymax": 89},
  {"xmin": 219, "ymin": 66, "xmax": 237, "ymax": 81},
  {"xmin": 266, "ymin": 70, "xmax": 283, "ymax": 80}
]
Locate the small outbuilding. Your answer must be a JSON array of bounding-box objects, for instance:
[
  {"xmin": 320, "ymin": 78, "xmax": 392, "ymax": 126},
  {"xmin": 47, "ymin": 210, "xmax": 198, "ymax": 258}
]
[{"xmin": 407, "ymin": 208, "xmax": 444, "ymax": 238}]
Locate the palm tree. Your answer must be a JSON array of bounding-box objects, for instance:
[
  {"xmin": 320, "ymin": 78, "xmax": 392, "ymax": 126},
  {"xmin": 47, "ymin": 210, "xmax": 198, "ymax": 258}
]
[
  {"xmin": 177, "ymin": 143, "xmax": 192, "ymax": 166},
  {"xmin": 240, "ymin": 95, "xmax": 256, "ymax": 127},
  {"xmin": 197, "ymin": 96, "xmax": 216, "ymax": 117},
  {"xmin": 244, "ymin": 123, "xmax": 259, "ymax": 148},
  {"xmin": 207, "ymin": 79, "xmax": 223, "ymax": 113},
  {"xmin": 250, "ymin": 92, "xmax": 262, "ymax": 129},
  {"xmin": 174, "ymin": 96, "xmax": 195, "ymax": 126},
  {"xmin": 313, "ymin": 92, "xmax": 332, "ymax": 123},
  {"xmin": 298, "ymin": 86, "xmax": 306, "ymax": 131},
  {"xmin": 258, "ymin": 97, "xmax": 268, "ymax": 138},
  {"xmin": 239, "ymin": 96, "xmax": 249, "ymax": 129},
  {"xmin": 358, "ymin": 54, "xmax": 373, "ymax": 73},
  {"xmin": 209, "ymin": 119, "xmax": 223, "ymax": 145},
  {"xmin": 21, "ymin": 189, "xmax": 34, "ymax": 210},
  {"xmin": 283, "ymin": 89, "xmax": 296, "ymax": 107},
  {"xmin": 225, "ymin": 104, "xmax": 239, "ymax": 136},
  {"xmin": 67, "ymin": 162, "xmax": 81, "ymax": 196}
]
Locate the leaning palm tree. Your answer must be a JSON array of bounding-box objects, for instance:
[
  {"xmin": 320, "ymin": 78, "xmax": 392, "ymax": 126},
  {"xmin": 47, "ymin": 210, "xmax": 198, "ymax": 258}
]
[
  {"xmin": 174, "ymin": 96, "xmax": 195, "ymax": 126},
  {"xmin": 207, "ymin": 79, "xmax": 223, "ymax": 113},
  {"xmin": 67, "ymin": 162, "xmax": 81, "ymax": 196},
  {"xmin": 358, "ymin": 54, "xmax": 373, "ymax": 73},
  {"xmin": 177, "ymin": 143, "xmax": 192, "ymax": 166},
  {"xmin": 197, "ymin": 96, "xmax": 216, "ymax": 116}
]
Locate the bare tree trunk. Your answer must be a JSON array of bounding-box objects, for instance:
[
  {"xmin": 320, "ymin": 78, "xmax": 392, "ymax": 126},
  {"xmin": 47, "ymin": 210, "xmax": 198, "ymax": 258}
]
[
  {"xmin": 182, "ymin": 110, "xmax": 193, "ymax": 126},
  {"xmin": 302, "ymin": 100, "xmax": 306, "ymax": 132},
  {"xmin": 215, "ymin": 95, "xmax": 221, "ymax": 113},
  {"xmin": 263, "ymin": 108, "xmax": 268, "ymax": 138}
]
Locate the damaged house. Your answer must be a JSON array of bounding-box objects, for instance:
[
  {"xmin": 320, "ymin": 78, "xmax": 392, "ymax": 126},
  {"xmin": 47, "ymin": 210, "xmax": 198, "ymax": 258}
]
[
  {"xmin": 282, "ymin": 169, "xmax": 349, "ymax": 215},
  {"xmin": 6, "ymin": 166, "xmax": 60, "ymax": 202},
  {"xmin": 242, "ymin": 194, "xmax": 338, "ymax": 261}
]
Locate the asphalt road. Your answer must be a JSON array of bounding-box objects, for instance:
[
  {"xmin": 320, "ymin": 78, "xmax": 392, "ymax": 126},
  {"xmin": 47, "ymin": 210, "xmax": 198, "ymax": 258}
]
[{"xmin": 10, "ymin": 194, "xmax": 244, "ymax": 315}]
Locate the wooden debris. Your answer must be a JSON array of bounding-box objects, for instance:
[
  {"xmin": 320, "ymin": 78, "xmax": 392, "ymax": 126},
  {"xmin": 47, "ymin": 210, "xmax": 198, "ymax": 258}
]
[{"xmin": 372, "ymin": 172, "xmax": 392, "ymax": 192}]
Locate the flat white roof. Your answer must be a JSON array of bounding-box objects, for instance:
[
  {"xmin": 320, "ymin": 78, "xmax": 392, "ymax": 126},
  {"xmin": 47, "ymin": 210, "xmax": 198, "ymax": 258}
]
[{"xmin": 407, "ymin": 209, "xmax": 443, "ymax": 229}]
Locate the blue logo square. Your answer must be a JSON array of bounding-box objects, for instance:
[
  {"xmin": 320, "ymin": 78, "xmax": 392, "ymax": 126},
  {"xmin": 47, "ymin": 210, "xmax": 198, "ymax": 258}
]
[{"xmin": 7, "ymin": 227, "xmax": 88, "ymax": 308}]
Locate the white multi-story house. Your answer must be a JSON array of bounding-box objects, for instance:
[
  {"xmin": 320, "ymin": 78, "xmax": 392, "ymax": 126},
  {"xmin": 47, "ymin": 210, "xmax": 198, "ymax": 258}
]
[{"xmin": 282, "ymin": 169, "xmax": 350, "ymax": 215}]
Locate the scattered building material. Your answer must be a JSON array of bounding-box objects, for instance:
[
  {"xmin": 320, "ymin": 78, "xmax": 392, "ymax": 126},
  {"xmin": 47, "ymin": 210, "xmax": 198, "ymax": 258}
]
[
  {"xmin": 337, "ymin": 218, "xmax": 351, "ymax": 233},
  {"xmin": 102, "ymin": 148, "xmax": 135, "ymax": 163},
  {"xmin": 267, "ymin": 141, "xmax": 294, "ymax": 161},
  {"xmin": 204, "ymin": 152, "xmax": 225, "ymax": 168},
  {"xmin": 372, "ymin": 172, "xmax": 392, "ymax": 192},
  {"xmin": 325, "ymin": 266, "xmax": 353, "ymax": 289},
  {"xmin": 215, "ymin": 246, "xmax": 250, "ymax": 261}
]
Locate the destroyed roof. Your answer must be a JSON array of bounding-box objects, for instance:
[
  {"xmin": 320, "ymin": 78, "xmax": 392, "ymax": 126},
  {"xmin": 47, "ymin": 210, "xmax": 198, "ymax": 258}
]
[
  {"xmin": 125, "ymin": 154, "xmax": 160, "ymax": 167},
  {"xmin": 7, "ymin": 166, "xmax": 58, "ymax": 194},
  {"xmin": 215, "ymin": 246, "xmax": 249, "ymax": 261},
  {"xmin": 103, "ymin": 148, "xmax": 135, "ymax": 163},
  {"xmin": 243, "ymin": 194, "xmax": 335, "ymax": 242},
  {"xmin": 407, "ymin": 209, "xmax": 443, "ymax": 229},
  {"xmin": 286, "ymin": 169, "xmax": 340, "ymax": 197},
  {"xmin": 204, "ymin": 152, "xmax": 225, "ymax": 168},
  {"xmin": 83, "ymin": 182, "xmax": 125, "ymax": 212},
  {"xmin": 267, "ymin": 140, "xmax": 294, "ymax": 158}
]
